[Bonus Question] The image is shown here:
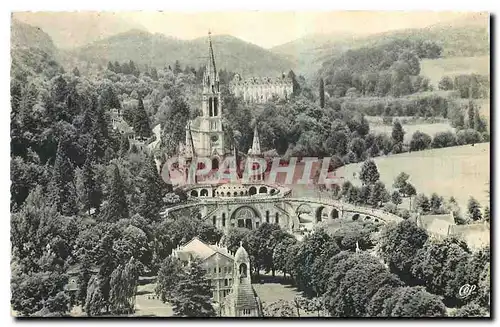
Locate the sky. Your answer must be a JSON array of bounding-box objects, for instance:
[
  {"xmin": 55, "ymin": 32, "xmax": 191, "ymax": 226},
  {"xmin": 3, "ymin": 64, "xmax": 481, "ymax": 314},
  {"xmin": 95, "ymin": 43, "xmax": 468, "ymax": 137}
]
[{"xmin": 13, "ymin": 11, "xmax": 485, "ymax": 49}]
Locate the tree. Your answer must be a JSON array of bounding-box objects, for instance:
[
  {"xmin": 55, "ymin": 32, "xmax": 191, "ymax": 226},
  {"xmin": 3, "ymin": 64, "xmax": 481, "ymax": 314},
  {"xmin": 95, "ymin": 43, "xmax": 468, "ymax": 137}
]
[
  {"xmin": 85, "ymin": 275, "xmax": 105, "ymax": 316},
  {"xmin": 388, "ymin": 286, "xmax": 446, "ymax": 317},
  {"xmin": 429, "ymin": 193, "xmax": 443, "ymax": 214},
  {"xmin": 391, "ymin": 191, "xmax": 402, "ymax": 207},
  {"xmin": 391, "ymin": 119, "xmax": 405, "ymax": 144},
  {"xmin": 323, "ymin": 252, "xmax": 401, "ymax": 317},
  {"xmin": 264, "ymin": 300, "xmax": 298, "ymax": 317},
  {"xmin": 273, "ymin": 236, "xmax": 298, "ymax": 280},
  {"xmin": 483, "ymin": 206, "xmax": 490, "ymax": 223},
  {"xmin": 393, "ymin": 172, "xmax": 410, "ymax": 195},
  {"xmin": 138, "ymin": 155, "xmax": 165, "ymax": 223},
  {"xmin": 360, "ymin": 159, "xmax": 380, "ymax": 186},
  {"xmin": 319, "ymin": 78, "xmax": 325, "ymax": 109},
  {"xmin": 467, "ymin": 197, "xmax": 482, "ymax": 221},
  {"xmin": 431, "ymin": 131, "xmax": 457, "ymax": 148},
  {"xmin": 11, "ymin": 270, "xmax": 68, "ymax": 316},
  {"xmin": 369, "ymin": 181, "xmax": 389, "ymax": 207},
  {"xmin": 48, "ymin": 139, "xmax": 77, "ymax": 216},
  {"xmin": 378, "ymin": 220, "xmax": 428, "ymax": 282},
  {"xmin": 156, "ymin": 256, "xmax": 184, "ymax": 302},
  {"xmin": 409, "ymin": 131, "xmax": 432, "ymax": 151},
  {"xmin": 453, "ymin": 302, "xmax": 489, "ymax": 317},
  {"xmin": 170, "ymin": 258, "xmax": 216, "ymax": 317},
  {"xmin": 411, "ymin": 238, "xmax": 471, "ymax": 305},
  {"xmin": 81, "ymin": 142, "xmax": 103, "ymax": 215},
  {"xmin": 438, "ymin": 76, "xmax": 454, "ymax": 91},
  {"xmin": 414, "ymin": 193, "xmax": 431, "ymax": 214},
  {"xmin": 404, "ymin": 183, "xmax": 417, "ymax": 210},
  {"xmin": 133, "ymin": 96, "xmax": 151, "ymax": 139},
  {"xmin": 118, "ymin": 135, "xmax": 130, "ymax": 157},
  {"xmin": 101, "ymin": 164, "xmax": 129, "ymax": 222}
]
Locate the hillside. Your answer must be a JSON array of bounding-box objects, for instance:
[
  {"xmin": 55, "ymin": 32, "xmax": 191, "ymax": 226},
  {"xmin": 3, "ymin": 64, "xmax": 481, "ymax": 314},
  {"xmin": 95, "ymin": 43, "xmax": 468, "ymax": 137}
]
[
  {"xmin": 11, "ymin": 19, "xmax": 61, "ymax": 78},
  {"xmin": 271, "ymin": 13, "xmax": 490, "ymax": 77},
  {"xmin": 12, "ymin": 12, "xmax": 146, "ymax": 49},
  {"xmin": 11, "ymin": 19, "xmax": 57, "ymax": 56},
  {"xmin": 337, "ymin": 143, "xmax": 490, "ymax": 213},
  {"xmin": 66, "ymin": 30, "xmax": 295, "ymax": 77}
]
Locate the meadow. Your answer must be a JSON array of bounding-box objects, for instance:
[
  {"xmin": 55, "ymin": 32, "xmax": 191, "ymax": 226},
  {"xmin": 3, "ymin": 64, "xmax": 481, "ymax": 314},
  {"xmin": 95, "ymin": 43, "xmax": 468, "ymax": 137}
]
[
  {"xmin": 420, "ymin": 55, "xmax": 490, "ymax": 87},
  {"xmin": 336, "ymin": 143, "xmax": 490, "ymax": 212}
]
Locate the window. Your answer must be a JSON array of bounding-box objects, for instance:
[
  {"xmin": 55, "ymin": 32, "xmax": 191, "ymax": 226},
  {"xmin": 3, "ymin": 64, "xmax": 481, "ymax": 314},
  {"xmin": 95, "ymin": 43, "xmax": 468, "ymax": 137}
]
[
  {"xmin": 243, "ymin": 309, "xmax": 251, "ymax": 315},
  {"xmin": 266, "ymin": 211, "xmax": 270, "ymax": 223},
  {"xmin": 224, "ymin": 279, "xmax": 228, "ymax": 286},
  {"xmin": 214, "ymin": 267, "xmax": 217, "ymax": 274},
  {"xmin": 275, "ymin": 213, "xmax": 279, "ymax": 224},
  {"xmin": 255, "ymin": 222, "xmax": 260, "ymax": 229},
  {"xmin": 212, "ymin": 216, "xmax": 216, "ymax": 226},
  {"xmin": 222, "ymin": 214, "xmax": 226, "ymax": 227},
  {"xmin": 219, "ymin": 267, "xmax": 222, "ymax": 273}
]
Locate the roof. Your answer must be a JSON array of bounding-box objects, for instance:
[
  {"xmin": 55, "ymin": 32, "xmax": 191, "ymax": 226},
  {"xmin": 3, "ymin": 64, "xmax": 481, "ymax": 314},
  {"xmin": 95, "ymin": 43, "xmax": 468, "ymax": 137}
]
[
  {"xmin": 416, "ymin": 213, "xmax": 455, "ymax": 236},
  {"xmin": 173, "ymin": 237, "xmax": 234, "ymax": 262},
  {"xmin": 234, "ymin": 244, "xmax": 249, "ymax": 262}
]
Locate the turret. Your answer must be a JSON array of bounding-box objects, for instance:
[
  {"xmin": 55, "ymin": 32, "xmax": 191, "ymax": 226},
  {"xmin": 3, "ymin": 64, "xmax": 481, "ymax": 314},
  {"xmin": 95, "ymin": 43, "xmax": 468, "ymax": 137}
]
[{"xmin": 233, "ymin": 242, "xmax": 251, "ymax": 286}]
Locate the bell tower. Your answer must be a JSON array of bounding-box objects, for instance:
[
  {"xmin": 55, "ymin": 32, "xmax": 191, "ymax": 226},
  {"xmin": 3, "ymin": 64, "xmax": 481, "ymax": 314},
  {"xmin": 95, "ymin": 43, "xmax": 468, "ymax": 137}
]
[{"xmin": 201, "ymin": 31, "xmax": 225, "ymax": 156}]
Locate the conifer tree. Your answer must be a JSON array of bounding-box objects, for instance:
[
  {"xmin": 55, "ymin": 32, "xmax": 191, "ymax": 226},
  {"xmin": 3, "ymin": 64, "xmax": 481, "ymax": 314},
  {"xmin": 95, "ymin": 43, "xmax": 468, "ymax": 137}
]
[
  {"xmin": 82, "ymin": 141, "xmax": 103, "ymax": 215},
  {"xmin": 94, "ymin": 100, "xmax": 110, "ymax": 158},
  {"xmin": 133, "ymin": 96, "xmax": 151, "ymax": 139},
  {"xmin": 319, "ymin": 78, "xmax": 325, "ymax": 109},
  {"xmin": 171, "ymin": 258, "xmax": 216, "ymax": 317},
  {"xmin": 102, "ymin": 164, "xmax": 129, "ymax": 222},
  {"xmin": 467, "ymin": 197, "xmax": 482, "ymax": 221},
  {"xmin": 138, "ymin": 155, "xmax": 165, "ymax": 223},
  {"xmin": 392, "ymin": 119, "xmax": 405, "ymax": 144},
  {"xmin": 119, "ymin": 135, "xmax": 130, "ymax": 157},
  {"xmin": 49, "ymin": 139, "xmax": 77, "ymax": 216}
]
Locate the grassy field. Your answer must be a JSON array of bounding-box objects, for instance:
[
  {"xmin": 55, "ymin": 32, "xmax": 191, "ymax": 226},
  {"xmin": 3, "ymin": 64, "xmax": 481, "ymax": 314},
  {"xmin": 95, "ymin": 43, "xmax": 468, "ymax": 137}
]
[
  {"xmin": 420, "ymin": 55, "xmax": 490, "ymax": 87},
  {"xmin": 336, "ymin": 143, "xmax": 490, "ymax": 212}
]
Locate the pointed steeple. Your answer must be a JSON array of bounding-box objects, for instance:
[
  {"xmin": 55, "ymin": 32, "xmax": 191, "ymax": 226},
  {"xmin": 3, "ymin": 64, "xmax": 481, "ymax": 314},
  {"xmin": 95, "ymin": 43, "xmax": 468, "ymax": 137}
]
[
  {"xmin": 248, "ymin": 124, "xmax": 261, "ymax": 156},
  {"xmin": 184, "ymin": 122, "xmax": 196, "ymax": 158},
  {"xmin": 204, "ymin": 31, "xmax": 219, "ymax": 93}
]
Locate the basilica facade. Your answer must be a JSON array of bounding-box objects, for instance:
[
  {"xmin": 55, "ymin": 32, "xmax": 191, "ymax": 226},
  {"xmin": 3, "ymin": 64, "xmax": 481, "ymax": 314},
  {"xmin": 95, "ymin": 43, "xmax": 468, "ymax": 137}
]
[{"xmin": 229, "ymin": 73, "xmax": 293, "ymax": 103}]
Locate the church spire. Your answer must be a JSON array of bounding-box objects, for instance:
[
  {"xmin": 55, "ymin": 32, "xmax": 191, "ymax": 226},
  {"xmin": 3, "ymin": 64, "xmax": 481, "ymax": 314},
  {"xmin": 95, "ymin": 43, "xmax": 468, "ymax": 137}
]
[
  {"xmin": 207, "ymin": 31, "xmax": 217, "ymax": 77},
  {"xmin": 204, "ymin": 31, "xmax": 219, "ymax": 92},
  {"xmin": 248, "ymin": 124, "xmax": 261, "ymax": 156},
  {"xmin": 184, "ymin": 122, "xmax": 196, "ymax": 158}
]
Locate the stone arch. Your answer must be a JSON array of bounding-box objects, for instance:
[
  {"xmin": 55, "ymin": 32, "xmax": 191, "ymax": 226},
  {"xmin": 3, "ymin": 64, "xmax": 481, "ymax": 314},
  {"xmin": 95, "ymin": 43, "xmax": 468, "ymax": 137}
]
[
  {"xmin": 249, "ymin": 186, "xmax": 257, "ymax": 196},
  {"xmin": 330, "ymin": 208, "xmax": 339, "ymax": 219},
  {"xmin": 212, "ymin": 158, "xmax": 219, "ymax": 170},
  {"xmin": 239, "ymin": 263, "xmax": 248, "ymax": 278},
  {"xmin": 240, "ymin": 191, "xmax": 244, "ymax": 196},
  {"xmin": 200, "ymin": 189, "xmax": 209, "ymax": 197},
  {"xmin": 226, "ymin": 192, "xmax": 231, "ymax": 197},
  {"xmin": 270, "ymin": 189, "xmax": 276, "ymax": 195},
  {"xmin": 234, "ymin": 192, "xmax": 238, "ymax": 196},
  {"xmin": 316, "ymin": 206, "xmax": 325, "ymax": 222},
  {"xmin": 231, "ymin": 206, "xmax": 260, "ymax": 230},
  {"xmin": 352, "ymin": 213, "xmax": 360, "ymax": 221},
  {"xmin": 296, "ymin": 203, "xmax": 313, "ymax": 217},
  {"xmin": 365, "ymin": 216, "xmax": 371, "ymax": 220},
  {"xmin": 190, "ymin": 190, "xmax": 198, "ymax": 197},
  {"xmin": 259, "ymin": 186, "xmax": 267, "ymax": 194}
]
